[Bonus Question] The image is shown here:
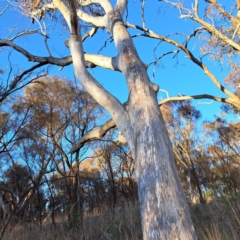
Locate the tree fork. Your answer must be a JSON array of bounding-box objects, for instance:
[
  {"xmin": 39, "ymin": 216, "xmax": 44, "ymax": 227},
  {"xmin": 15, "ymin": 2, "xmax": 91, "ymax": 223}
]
[{"xmin": 65, "ymin": 0, "xmax": 197, "ymax": 238}]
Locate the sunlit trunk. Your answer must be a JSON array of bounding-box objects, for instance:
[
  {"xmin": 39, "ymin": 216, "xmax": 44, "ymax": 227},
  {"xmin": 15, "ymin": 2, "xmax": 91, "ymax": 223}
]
[
  {"xmin": 126, "ymin": 97, "xmax": 197, "ymax": 239},
  {"xmin": 68, "ymin": 4, "xmax": 197, "ymax": 239},
  {"xmin": 105, "ymin": 9, "xmax": 197, "ymax": 239}
]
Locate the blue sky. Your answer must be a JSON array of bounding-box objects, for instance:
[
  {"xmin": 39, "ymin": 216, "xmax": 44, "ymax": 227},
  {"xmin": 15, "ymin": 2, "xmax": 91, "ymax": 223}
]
[{"xmin": 0, "ymin": 0, "xmax": 237, "ymax": 122}]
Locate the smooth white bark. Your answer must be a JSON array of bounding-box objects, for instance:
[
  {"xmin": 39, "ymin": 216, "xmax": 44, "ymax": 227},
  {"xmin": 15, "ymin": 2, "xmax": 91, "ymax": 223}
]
[{"xmin": 51, "ymin": 0, "xmax": 197, "ymax": 238}]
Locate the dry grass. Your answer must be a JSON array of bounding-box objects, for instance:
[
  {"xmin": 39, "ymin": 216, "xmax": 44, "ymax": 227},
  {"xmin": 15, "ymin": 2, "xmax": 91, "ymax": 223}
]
[
  {"xmin": 2, "ymin": 195, "xmax": 240, "ymax": 240},
  {"xmin": 2, "ymin": 206, "xmax": 142, "ymax": 240},
  {"xmin": 192, "ymin": 195, "xmax": 240, "ymax": 240}
]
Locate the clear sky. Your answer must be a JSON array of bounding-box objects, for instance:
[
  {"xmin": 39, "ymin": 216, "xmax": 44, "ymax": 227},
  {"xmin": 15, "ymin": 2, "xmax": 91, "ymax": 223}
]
[{"xmin": 0, "ymin": 0, "xmax": 237, "ymax": 122}]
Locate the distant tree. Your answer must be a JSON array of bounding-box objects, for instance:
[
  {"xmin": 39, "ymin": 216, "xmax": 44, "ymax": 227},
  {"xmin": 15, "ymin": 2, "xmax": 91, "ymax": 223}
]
[
  {"xmin": 204, "ymin": 118, "xmax": 240, "ymax": 195},
  {"xmin": 0, "ymin": 163, "xmax": 47, "ymax": 231},
  {"xmin": 0, "ymin": 76, "xmax": 102, "ymax": 237},
  {"xmin": 14, "ymin": 76, "xmax": 102, "ymax": 231},
  {"xmin": 162, "ymin": 101, "xmax": 206, "ymax": 204},
  {"xmin": 92, "ymin": 133, "xmax": 136, "ymax": 212}
]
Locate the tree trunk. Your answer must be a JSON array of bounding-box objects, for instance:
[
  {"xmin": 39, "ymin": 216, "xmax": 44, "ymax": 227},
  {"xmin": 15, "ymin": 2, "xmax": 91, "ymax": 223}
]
[
  {"xmin": 126, "ymin": 96, "xmax": 196, "ymax": 239},
  {"xmin": 68, "ymin": 172, "xmax": 79, "ymax": 229},
  {"xmin": 190, "ymin": 160, "xmax": 205, "ymax": 204},
  {"xmin": 186, "ymin": 169, "xmax": 193, "ymax": 204},
  {"xmin": 67, "ymin": 3, "xmax": 197, "ymax": 239},
  {"xmin": 106, "ymin": 9, "xmax": 197, "ymax": 239},
  {"xmin": 77, "ymin": 173, "xmax": 84, "ymax": 239},
  {"xmin": 106, "ymin": 157, "xmax": 117, "ymax": 212}
]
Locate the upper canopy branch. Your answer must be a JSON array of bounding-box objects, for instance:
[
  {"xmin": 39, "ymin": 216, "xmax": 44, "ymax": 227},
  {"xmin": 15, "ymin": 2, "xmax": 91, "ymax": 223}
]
[
  {"xmin": 0, "ymin": 39, "xmax": 72, "ymax": 66},
  {"xmin": 31, "ymin": 2, "xmax": 56, "ymax": 19},
  {"xmin": 0, "ymin": 38, "xmax": 121, "ymax": 71},
  {"xmin": 116, "ymin": 0, "xmax": 128, "ymax": 16},
  {"xmin": 77, "ymin": 8, "xmax": 107, "ymax": 27},
  {"xmin": 237, "ymin": 0, "xmax": 240, "ymax": 18},
  {"xmin": 31, "ymin": 0, "xmax": 112, "ymax": 28},
  {"xmin": 0, "ymin": 4, "xmax": 9, "ymax": 16},
  {"xmin": 206, "ymin": 0, "xmax": 240, "ymax": 28},
  {"xmin": 161, "ymin": 0, "xmax": 240, "ymax": 53},
  {"xmin": 64, "ymin": 0, "xmax": 128, "ymax": 133},
  {"xmin": 126, "ymin": 23, "xmax": 238, "ymax": 100},
  {"xmin": 192, "ymin": 17, "xmax": 240, "ymax": 52}
]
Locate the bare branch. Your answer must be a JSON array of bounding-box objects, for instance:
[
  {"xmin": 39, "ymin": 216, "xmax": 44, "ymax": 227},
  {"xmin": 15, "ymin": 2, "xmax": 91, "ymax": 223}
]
[
  {"xmin": 85, "ymin": 54, "xmax": 120, "ymax": 71},
  {"xmin": 126, "ymin": 22, "xmax": 238, "ymax": 100},
  {"xmin": 77, "ymin": 9, "xmax": 106, "ymax": 27},
  {"xmin": 82, "ymin": 27, "xmax": 98, "ymax": 42},
  {"xmin": 193, "ymin": 18, "xmax": 240, "ymax": 52},
  {"xmin": 71, "ymin": 93, "xmax": 238, "ymax": 153},
  {"xmin": 141, "ymin": 0, "xmax": 146, "ymax": 29},
  {"xmin": 237, "ymin": 0, "xmax": 240, "ymax": 18},
  {"xmin": 65, "ymin": 0, "xmax": 128, "ymax": 135},
  {"xmin": 32, "ymin": 0, "xmax": 110, "ymax": 27},
  {"xmin": 69, "ymin": 35, "xmax": 127, "ymax": 125},
  {"xmin": 159, "ymin": 89, "xmax": 169, "ymax": 99},
  {"xmin": 53, "ymin": 0, "xmax": 71, "ymax": 27},
  {"xmin": 70, "ymin": 119, "xmax": 116, "ymax": 153},
  {"xmin": 68, "ymin": 0, "xmax": 79, "ymax": 35},
  {"xmin": 206, "ymin": 0, "xmax": 240, "ymax": 28},
  {"xmin": 0, "ymin": 39, "xmax": 121, "ymax": 71},
  {"xmin": 0, "ymin": 39, "xmax": 72, "ymax": 66},
  {"xmin": 184, "ymin": 26, "xmax": 206, "ymax": 48},
  {"xmin": 31, "ymin": 2, "xmax": 58, "ymax": 20},
  {"xmin": 159, "ymin": 94, "xmax": 227, "ymax": 105},
  {"xmin": 116, "ymin": 0, "xmax": 128, "ymax": 16},
  {"xmin": 194, "ymin": 0, "xmax": 199, "ymax": 18},
  {"xmin": 0, "ymin": 4, "xmax": 9, "ymax": 16},
  {"xmin": 159, "ymin": 94, "xmax": 240, "ymax": 109},
  {"xmin": 161, "ymin": 0, "xmax": 240, "ymax": 53},
  {"xmin": 0, "ymin": 63, "xmax": 47, "ymax": 103},
  {"xmin": 8, "ymin": 28, "xmax": 43, "ymax": 41}
]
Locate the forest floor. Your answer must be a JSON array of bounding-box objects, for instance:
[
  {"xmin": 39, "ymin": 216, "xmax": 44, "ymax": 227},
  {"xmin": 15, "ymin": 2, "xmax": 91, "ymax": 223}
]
[{"xmin": 2, "ymin": 195, "xmax": 240, "ymax": 240}]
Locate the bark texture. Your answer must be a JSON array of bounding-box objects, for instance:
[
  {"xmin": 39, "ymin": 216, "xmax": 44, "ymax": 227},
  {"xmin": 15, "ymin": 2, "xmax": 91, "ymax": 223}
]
[
  {"xmin": 107, "ymin": 8, "xmax": 197, "ymax": 239},
  {"xmin": 62, "ymin": 0, "xmax": 197, "ymax": 239}
]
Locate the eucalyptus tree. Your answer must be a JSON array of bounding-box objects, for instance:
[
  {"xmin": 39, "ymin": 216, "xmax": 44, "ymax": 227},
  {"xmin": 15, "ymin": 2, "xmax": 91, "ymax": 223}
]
[{"xmin": 0, "ymin": 0, "xmax": 197, "ymax": 239}]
